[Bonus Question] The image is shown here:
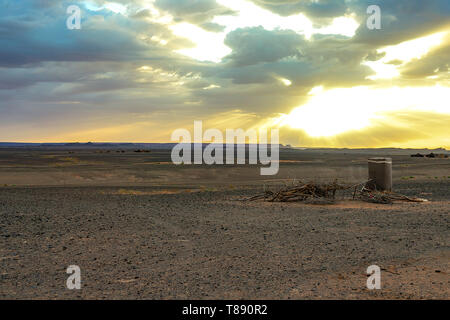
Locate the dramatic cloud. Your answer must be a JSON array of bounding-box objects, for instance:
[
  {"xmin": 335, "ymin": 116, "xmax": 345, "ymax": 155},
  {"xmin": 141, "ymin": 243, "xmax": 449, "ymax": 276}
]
[
  {"xmin": 154, "ymin": 0, "xmax": 235, "ymax": 25},
  {"xmin": 249, "ymin": 0, "xmax": 348, "ymax": 19},
  {"xmin": 0, "ymin": 0, "xmax": 449, "ymax": 148},
  {"xmin": 223, "ymin": 27, "xmax": 305, "ymax": 66}
]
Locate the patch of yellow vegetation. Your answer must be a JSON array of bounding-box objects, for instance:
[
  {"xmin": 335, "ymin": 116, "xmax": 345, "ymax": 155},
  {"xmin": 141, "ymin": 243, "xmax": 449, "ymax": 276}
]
[
  {"xmin": 49, "ymin": 157, "xmax": 106, "ymax": 167},
  {"xmin": 105, "ymin": 189, "xmax": 201, "ymax": 195}
]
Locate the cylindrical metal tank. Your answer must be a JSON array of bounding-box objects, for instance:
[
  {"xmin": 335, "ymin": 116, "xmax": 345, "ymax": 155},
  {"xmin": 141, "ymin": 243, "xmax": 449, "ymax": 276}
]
[{"xmin": 367, "ymin": 157, "xmax": 392, "ymax": 191}]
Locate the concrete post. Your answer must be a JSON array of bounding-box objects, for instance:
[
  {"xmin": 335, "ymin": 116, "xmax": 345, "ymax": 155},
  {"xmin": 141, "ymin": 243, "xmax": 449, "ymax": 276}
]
[{"xmin": 367, "ymin": 157, "xmax": 392, "ymax": 191}]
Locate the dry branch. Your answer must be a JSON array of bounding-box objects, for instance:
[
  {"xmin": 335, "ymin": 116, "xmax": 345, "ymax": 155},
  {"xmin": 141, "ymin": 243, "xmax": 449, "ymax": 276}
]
[{"xmin": 245, "ymin": 180, "xmax": 429, "ymax": 204}]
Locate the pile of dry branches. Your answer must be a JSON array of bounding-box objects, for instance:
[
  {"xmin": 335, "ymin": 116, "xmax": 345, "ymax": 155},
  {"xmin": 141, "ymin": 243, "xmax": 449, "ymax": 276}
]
[
  {"xmin": 246, "ymin": 180, "xmax": 348, "ymax": 203},
  {"xmin": 356, "ymin": 185, "xmax": 428, "ymax": 204},
  {"xmin": 245, "ymin": 180, "xmax": 428, "ymax": 204}
]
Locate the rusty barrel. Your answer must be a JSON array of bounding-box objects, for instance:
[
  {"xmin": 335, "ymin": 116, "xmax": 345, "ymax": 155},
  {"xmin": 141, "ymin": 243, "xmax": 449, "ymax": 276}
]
[{"xmin": 367, "ymin": 157, "xmax": 392, "ymax": 191}]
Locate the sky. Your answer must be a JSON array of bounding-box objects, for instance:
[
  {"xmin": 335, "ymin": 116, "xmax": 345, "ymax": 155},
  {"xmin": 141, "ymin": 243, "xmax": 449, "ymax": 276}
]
[{"xmin": 0, "ymin": 0, "xmax": 449, "ymax": 148}]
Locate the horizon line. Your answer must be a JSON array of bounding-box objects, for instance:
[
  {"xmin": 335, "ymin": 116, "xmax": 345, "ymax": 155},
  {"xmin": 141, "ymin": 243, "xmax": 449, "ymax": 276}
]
[{"xmin": 0, "ymin": 142, "xmax": 448, "ymax": 151}]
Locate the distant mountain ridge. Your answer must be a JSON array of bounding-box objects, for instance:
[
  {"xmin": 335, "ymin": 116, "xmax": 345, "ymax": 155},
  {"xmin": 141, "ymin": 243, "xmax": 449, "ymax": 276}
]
[
  {"xmin": 0, "ymin": 142, "xmax": 447, "ymax": 153},
  {"xmin": 0, "ymin": 142, "xmax": 176, "ymax": 149}
]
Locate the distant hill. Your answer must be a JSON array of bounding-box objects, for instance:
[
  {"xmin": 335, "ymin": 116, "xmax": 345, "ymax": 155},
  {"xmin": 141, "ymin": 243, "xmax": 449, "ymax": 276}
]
[
  {"xmin": 0, "ymin": 142, "xmax": 447, "ymax": 154},
  {"xmin": 0, "ymin": 142, "xmax": 43, "ymax": 147},
  {"xmin": 0, "ymin": 142, "xmax": 177, "ymax": 150}
]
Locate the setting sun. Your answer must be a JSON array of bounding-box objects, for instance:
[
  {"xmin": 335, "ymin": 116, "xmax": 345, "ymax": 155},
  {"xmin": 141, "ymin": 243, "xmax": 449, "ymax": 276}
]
[{"xmin": 277, "ymin": 85, "xmax": 450, "ymax": 138}]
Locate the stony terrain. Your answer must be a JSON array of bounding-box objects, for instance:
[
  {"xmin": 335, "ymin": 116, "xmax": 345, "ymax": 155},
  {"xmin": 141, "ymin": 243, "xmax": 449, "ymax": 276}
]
[{"xmin": 0, "ymin": 148, "xmax": 448, "ymax": 299}]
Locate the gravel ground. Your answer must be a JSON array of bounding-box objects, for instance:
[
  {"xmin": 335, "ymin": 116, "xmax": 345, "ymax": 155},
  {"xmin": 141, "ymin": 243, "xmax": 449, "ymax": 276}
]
[{"xmin": 1, "ymin": 181, "xmax": 448, "ymax": 299}]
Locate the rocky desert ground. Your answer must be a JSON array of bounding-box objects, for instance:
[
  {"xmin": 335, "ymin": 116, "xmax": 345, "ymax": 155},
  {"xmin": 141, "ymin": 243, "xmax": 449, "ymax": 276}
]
[{"xmin": 0, "ymin": 147, "xmax": 448, "ymax": 299}]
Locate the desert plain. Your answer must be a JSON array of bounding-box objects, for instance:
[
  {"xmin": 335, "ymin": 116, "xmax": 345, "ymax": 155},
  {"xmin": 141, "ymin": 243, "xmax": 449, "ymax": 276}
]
[{"xmin": 0, "ymin": 146, "xmax": 448, "ymax": 299}]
